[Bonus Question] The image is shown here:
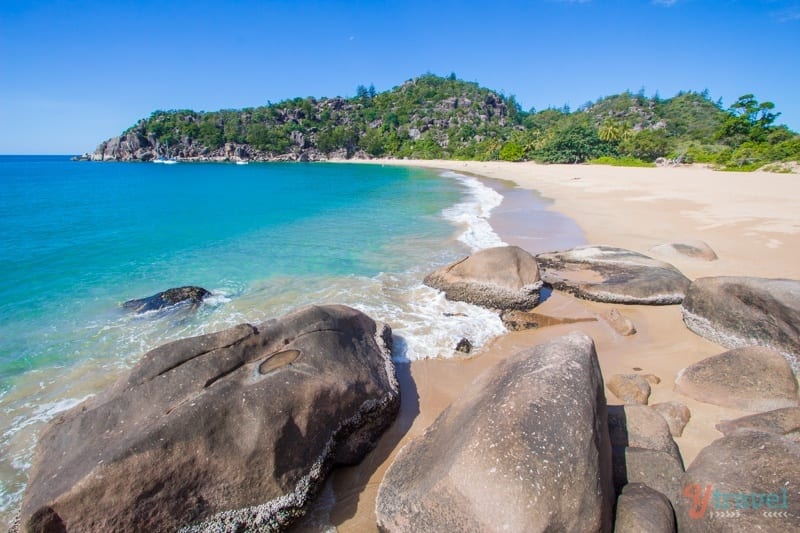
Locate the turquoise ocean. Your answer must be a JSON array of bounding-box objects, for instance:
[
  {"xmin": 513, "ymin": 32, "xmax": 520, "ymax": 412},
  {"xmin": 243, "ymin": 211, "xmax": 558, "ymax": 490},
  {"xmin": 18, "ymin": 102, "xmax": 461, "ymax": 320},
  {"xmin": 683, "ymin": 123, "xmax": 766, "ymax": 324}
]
[{"xmin": 0, "ymin": 156, "xmax": 510, "ymax": 516}]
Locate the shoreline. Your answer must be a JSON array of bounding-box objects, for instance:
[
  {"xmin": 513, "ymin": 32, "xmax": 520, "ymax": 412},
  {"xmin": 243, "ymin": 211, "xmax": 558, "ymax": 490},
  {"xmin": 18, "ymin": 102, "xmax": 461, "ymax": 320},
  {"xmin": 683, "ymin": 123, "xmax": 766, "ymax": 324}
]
[{"xmin": 312, "ymin": 158, "xmax": 800, "ymax": 532}]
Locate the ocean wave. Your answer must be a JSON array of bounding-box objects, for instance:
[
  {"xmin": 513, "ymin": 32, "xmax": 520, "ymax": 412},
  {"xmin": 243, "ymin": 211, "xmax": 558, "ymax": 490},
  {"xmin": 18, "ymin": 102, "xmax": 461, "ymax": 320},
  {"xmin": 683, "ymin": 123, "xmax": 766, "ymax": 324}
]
[{"xmin": 440, "ymin": 171, "xmax": 507, "ymax": 251}]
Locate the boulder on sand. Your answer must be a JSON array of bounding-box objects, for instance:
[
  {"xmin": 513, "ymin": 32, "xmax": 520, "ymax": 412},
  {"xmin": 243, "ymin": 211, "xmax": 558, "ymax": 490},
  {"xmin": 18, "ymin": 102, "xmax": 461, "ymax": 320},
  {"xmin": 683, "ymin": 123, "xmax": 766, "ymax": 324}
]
[
  {"xmin": 675, "ymin": 430, "xmax": 800, "ymax": 532},
  {"xmin": 651, "ymin": 402, "xmax": 691, "ymax": 438},
  {"xmin": 536, "ymin": 246, "xmax": 690, "ymax": 305},
  {"xmin": 716, "ymin": 407, "xmax": 800, "ymax": 439},
  {"xmin": 375, "ymin": 332, "xmax": 615, "ymax": 532},
  {"xmin": 122, "ymin": 285, "xmax": 211, "ymax": 313},
  {"xmin": 20, "ymin": 305, "xmax": 399, "ymax": 532},
  {"xmin": 423, "ymin": 245, "xmax": 543, "ymax": 310},
  {"xmin": 674, "ymin": 346, "xmax": 799, "ymax": 412},
  {"xmin": 649, "ymin": 240, "xmax": 718, "ymax": 262},
  {"xmin": 681, "ymin": 276, "xmax": 800, "ymax": 367},
  {"xmin": 607, "ymin": 374, "xmax": 652, "ymax": 405}
]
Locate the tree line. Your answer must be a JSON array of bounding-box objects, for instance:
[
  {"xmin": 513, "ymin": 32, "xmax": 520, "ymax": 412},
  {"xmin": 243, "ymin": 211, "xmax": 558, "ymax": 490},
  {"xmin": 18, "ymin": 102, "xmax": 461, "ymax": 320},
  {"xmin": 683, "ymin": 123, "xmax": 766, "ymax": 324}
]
[{"xmin": 122, "ymin": 74, "xmax": 799, "ymax": 170}]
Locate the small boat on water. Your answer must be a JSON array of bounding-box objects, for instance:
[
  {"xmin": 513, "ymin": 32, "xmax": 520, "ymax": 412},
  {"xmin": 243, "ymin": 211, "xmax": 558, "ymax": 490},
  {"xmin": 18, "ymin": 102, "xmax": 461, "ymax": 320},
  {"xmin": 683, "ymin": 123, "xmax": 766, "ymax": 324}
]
[{"xmin": 235, "ymin": 160, "xmax": 249, "ymax": 165}]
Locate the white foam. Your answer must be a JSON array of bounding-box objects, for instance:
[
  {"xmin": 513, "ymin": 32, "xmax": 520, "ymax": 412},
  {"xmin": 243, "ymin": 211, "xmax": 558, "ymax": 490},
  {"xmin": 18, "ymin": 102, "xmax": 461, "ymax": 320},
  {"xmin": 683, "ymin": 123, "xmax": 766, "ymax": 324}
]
[
  {"xmin": 350, "ymin": 273, "xmax": 507, "ymax": 362},
  {"xmin": 440, "ymin": 172, "xmax": 506, "ymax": 251},
  {"xmin": 203, "ymin": 290, "xmax": 233, "ymax": 306}
]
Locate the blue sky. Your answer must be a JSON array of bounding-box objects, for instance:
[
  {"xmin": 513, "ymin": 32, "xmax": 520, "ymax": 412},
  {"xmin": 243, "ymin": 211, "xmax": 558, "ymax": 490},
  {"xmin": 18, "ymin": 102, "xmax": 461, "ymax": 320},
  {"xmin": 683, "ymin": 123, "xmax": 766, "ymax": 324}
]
[{"xmin": 1, "ymin": 0, "xmax": 798, "ymax": 154}]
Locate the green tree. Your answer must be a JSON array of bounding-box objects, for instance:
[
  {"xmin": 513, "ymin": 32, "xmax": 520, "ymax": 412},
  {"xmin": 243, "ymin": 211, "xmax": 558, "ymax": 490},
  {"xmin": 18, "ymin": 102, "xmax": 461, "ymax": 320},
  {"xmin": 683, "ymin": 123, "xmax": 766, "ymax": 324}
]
[
  {"xmin": 716, "ymin": 94, "xmax": 780, "ymax": 146},
  {"xmin": 536, "ymin": 122, "xmax": 611, "ymax": 163},
  {"xmin": 499, "ymin": 141, "xmax": 524, "ymax": 161},
  {"xmin": 619, "ymin": 129, "xmax": 671, "ymax": 161}
]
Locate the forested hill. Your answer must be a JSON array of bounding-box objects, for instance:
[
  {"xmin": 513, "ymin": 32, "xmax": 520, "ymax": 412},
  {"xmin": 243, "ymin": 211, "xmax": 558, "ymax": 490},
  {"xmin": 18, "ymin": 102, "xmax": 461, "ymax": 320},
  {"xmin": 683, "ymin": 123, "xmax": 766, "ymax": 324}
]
[{"xmin": 88, "ymin": 74, "xmax": 799, "ymax": 171}]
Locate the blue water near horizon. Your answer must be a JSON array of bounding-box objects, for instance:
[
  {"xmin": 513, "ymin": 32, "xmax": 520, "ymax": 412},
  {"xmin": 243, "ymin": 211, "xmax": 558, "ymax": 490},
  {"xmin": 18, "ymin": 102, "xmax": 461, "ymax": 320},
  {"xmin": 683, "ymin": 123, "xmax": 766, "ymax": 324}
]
[{"xmin": 0, "ymin": 155, "xmax": 508, "ymax": 516}]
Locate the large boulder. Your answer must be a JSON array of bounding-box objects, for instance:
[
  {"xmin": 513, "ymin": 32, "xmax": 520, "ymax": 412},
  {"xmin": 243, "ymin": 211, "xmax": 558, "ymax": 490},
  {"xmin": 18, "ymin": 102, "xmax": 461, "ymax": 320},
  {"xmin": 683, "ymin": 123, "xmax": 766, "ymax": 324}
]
[
  {"xmin": 20, "ymin": 305, "xmax": 399, "ymax": 532},
  {"xmin": 423, "ymin": 245, "xmax": 543, "ymax": 310},
  {"xmin": 536, "ymin": 246, "xmax": 690, "ymax": 305},
  {"xmin": 375, "ymin": 332, "xmax": 615, "ymax": 532},
  {"xmin": 674, "ymin": 347, "xmax": 799, "ymax": 412},
  {"xmin": 675, "ymin": 431, "xmax": 800, "ymax": 532},
  {"xmin": 122, "ymin": 286, "xmax": 211, "ymax": 313},
  {"xmin": 681, "ymin": 276, "xmax": 800, "ymax": 368}
]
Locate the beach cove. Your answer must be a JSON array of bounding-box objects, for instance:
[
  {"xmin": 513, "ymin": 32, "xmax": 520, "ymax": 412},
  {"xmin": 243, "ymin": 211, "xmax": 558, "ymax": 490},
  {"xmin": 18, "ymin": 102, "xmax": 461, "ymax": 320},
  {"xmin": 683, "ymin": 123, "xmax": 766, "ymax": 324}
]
[
  {"xmin": 4, "ymin": 158, "xmax": 800, "ymax": 530},
  {"xmin": 307, "ymin": 159, "xmax": 800, "ymax": 531}
]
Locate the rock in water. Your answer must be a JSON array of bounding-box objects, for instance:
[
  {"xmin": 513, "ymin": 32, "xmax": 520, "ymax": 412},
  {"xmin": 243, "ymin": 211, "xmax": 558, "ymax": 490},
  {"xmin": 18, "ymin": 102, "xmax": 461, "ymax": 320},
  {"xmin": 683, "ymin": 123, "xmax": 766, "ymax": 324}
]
[
  {"xmin": 122, "ymin": 286, "xmax": 211, "ymax": 313},
  {"xmin": 536, "ymin": 246, "xmax": 690, "ymax": 305},
  {"xmin": 455, "ymin": 337, "xmax": 472, "ymax": 354},
  {"xmin": 375, "ymin": 332, "xmax": 615, "ymax": 532},
  {"xmin": 675, "ymin": 431, "xmax": 800, "ymax": 532},
  {"xmin": 423, "ymin": 245, "xmax": 543, "ymax": 310},
  {"xmin": 20, "ymin": 305, "xmax": 399, "ymax": 532},
  {"xmin": 681, "ymin": 276, "xmax": 800, "ymax": 368},
  {"xmin": 674, "ymin": 347, "xmax": 799, "ymax": 412}
]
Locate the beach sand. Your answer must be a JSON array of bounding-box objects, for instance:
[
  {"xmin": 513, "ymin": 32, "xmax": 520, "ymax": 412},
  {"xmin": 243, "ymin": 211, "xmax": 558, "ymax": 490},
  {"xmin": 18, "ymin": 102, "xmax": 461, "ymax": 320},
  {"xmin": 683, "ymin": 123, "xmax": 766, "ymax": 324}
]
[{"xmin": 300, "ymin": 160, "xmax": 800, "ymax": 532}]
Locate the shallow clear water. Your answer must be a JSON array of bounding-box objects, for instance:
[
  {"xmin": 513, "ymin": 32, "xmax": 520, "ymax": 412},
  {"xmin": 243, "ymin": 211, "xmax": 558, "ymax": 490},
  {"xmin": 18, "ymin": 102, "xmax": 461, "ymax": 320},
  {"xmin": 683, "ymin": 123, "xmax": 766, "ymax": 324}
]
[{"xmin": 0, "ymin": 156, "xmax": 509, "ymax": 515}]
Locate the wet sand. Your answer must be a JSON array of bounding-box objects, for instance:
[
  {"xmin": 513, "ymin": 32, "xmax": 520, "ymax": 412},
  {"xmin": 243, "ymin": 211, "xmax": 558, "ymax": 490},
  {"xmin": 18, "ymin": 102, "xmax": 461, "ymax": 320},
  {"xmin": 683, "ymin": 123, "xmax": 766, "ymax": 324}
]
[{"xmin": 299, "ymin": 160, "xmax": 800, "ymax": 531}]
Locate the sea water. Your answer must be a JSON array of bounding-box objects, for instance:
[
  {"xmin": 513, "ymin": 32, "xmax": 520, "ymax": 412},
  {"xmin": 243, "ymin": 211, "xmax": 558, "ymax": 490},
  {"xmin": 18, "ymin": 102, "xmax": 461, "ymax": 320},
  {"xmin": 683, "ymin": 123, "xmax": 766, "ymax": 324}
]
[{"xmin": 0, "ymin": 156, "xmax": 509, "ymax": 517}]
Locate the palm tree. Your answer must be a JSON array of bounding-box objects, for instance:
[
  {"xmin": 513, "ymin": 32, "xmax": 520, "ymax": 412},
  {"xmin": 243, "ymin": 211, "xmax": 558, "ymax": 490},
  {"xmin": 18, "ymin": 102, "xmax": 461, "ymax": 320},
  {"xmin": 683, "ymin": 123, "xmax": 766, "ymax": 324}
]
[{"xmin": 599, "ymin": 121, "xmax": 623, "ymax": 142}]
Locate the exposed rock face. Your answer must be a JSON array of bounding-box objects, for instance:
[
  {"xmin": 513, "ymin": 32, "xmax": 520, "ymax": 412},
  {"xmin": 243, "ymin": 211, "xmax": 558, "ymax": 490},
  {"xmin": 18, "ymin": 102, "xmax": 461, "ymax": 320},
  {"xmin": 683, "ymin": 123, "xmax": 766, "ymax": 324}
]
[
  {"xmin": 93, "ymin": 131, "xmax": 156, "ymax": 161},
  {"xmin": 536, "ymin": 246, "xmax": 691, "ymax": 305},
  {"xmin": 675, "ymin": 431, "xmax": 800, "ymax": 532},
  {"xmin": 651, "ymin": 402, "xmax": 691, "ymax": 438},
  {"xmin": 681, "ymin": 276, "xmax": 800, "ymax": 368},
  {"xmin": 674, "ymin": 347, "xmax": 799, "ymax": 411},
  {"xmin": 122, "ymin": 286, "xmax": 211, "ymax": 313},
  {"xmin": 650, "ymin": 240, "xmax": 718, "ymax": 262},
  {"xmin": 375, "ymin": 333, "xmax": 615, "ymax": 532},
  {"xmin": 20, "ymin": 305, "xmax": 399, "ymax": 532},
  {"xmin": 607, "ymin": 374, "xmax": 652, "ymax": 405},
  {"xmin": 614, "ymin": 483, "xmax": 676, "ymax": 533},
  {"xmin": 716, "ymin": 407, "xmax": 800, "ymax": 439},
  {"xmin": 424, "ymin": 246, "xmax": 543, "ymax": 310}
]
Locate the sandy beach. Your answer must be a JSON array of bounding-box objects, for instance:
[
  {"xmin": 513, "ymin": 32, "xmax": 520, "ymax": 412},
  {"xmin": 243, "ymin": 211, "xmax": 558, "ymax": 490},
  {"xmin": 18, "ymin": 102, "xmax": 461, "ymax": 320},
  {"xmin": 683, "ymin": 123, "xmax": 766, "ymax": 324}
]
[{"xmin": 303, "ymin": 159, "xmax": 800, "ymax": 532}]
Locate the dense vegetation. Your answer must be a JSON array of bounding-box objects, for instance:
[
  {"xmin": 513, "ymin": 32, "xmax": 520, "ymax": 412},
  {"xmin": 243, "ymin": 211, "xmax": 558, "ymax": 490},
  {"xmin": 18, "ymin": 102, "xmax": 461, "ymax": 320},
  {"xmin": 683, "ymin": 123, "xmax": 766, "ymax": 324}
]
[{"xmin": 107, "ymin": 74, "xmax": 799, "ymax": 170}]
